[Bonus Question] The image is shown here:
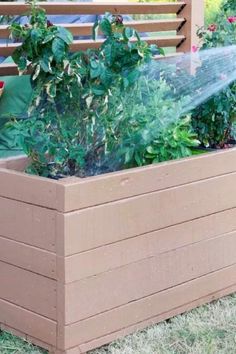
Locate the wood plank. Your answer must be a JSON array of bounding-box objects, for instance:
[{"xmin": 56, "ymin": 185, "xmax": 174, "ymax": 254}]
[
  {"xmin": 60, "ymin": 172, "xmax": 236, "ymax": 255},
  {"xmin": 0, "ymin": 2, "xmax": 186, "ymax": 16},
  {"xmin": 0, "ymin": 298, "xmax": 57, "ymax": 346},
  {"xmin": 71, "ymin": 35, "xmax": 185, "ymax": 51},
  {"xmin": 0, "ymin": 261, "xmax": 57, "ymax": 320},
  {"xmin": 0, "ymin": 52, "xmax": 181, "ymax": 76},
  {"xmin": 62, "ymin": 232, "xmax": 236, "ymax": 323},
  {"xmin": 0, "ymin": 236, "xmax": 56, "ymax": 279},
  {"xmin": 0, "ymin": 19, "xmax": 185, "ymax": 39},
  {"xmin": 59, "ymin": 148, "xmax": 236, "ymax": 212},
  {"xmin": 59, "ymin": 211, "xmax": 236, "ymax": 282},
  {"xmin": 0, "ymin": 159, "xmax": 62, "ymax": 211},
  {"xmin": 0, "ymin": 34, "xmax": 185, "ymax": 56},
  {"xmin": 79, "ymin": 284, "xmax": 236, "ymax": 353},
  {"xmin": 58, "ymin": 264, "xmax": 236, "ymax": 348},
  {"xmin": 0, "ymin": 197, "xmax": 56, "ymax": 251}
]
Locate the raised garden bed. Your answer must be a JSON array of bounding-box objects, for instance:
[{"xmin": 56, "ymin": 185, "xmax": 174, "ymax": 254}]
[{"xmin": 1, "ymin": 150, "xmax": 236, "ymax": 353}]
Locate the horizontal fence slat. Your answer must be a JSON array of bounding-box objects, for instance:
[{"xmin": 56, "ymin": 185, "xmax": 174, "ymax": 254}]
[
  {"xmin": 60, "ymin": 210, "xmax": 236, "ymax": 282},
  {"xmin": 0, "ymin": 52, "xmax": 183, "ymax": 76},
  {"xmin": 0, "ymin": 35, "xmax": 185, "ymax": 56},
  {"xmin": 0, "ymin": 19, "xmax": 184, "ymax": 39},
  {"xmin": 0, "ymin": 236, "xmax": 56, "ymax": 279},
  {"xmin": 0, "ymin": 261, "xmax": 57, "ymax": 320},
  {"xmin": 63, "ymin": 232, "xmax": 236, "ymax": 323},
  {"xmin": 0, "ymin": 298, "xmax": 57, "ymax": 346},
  {"xmin": 0, "ymin": 2, "xmax": 186, "ymax": 16}
]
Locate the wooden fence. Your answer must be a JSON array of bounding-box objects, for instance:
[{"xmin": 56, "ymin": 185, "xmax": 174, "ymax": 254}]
[{"xmin": 0, "ymin": 0, "xmax": 204, "ymax": 76}]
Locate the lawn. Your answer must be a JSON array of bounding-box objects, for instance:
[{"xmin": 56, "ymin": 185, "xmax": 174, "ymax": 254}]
[{"xmin": 1, "ymin": 293, "xmax": 236, "ymax": 354}]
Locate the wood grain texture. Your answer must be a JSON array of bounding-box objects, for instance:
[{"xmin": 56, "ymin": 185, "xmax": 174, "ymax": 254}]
[
  {"xmin": 58, "ymin": 265, "xmax": 236, "ymax": 349},
  {"xmin": 60, "ymin": 172, "xmax": 236, "ymax": 255},
  {"xmin": 0, "ymin": 197, "xmax": 56, "ymax": 251},
  {"xmin": 62, "ymin": 232, "xmax": 236, "ymax": 323},
  {"xmin": 0, "ymin": 236, "xmax": 56, "ymax": 278},
  {"xmin": 0, "ymin": 261, "xmax": 57, "ymax": 319},
  {"xmin": 60, "ymin": 148, "xmax": 236, "ymax": 212},
  {"xmin": 59, "ymin": 211, "xmax": 236, "ymax": 282},
  {"xmin": 0, "ymin": 19, "xmax": 185, "ymax": 39},
  {"xmin": 0, "ymin": 2, "xmax": 186, "ymax": 16},
  {"xmin": 0, "ymin": 298, "xmax": 57, "ymax": 346}
]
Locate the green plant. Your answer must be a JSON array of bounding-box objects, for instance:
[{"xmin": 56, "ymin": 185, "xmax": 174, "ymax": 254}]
[
  {"xmin": 191, "ymin": 0, "xmax": 236, "ymax": 148},
  {"xmin": 7, "ymin": 0, "xmax": 199, "ymax": 178}
]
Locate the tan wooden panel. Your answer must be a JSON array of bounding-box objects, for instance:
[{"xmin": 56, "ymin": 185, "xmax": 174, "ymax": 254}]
[
  {"xmin": 59, "ymin": 211, "xmax": 236, "ymax": 282},
  {"xmin": 60, "ymin": 172, "xmax": 236, "ymax": 255},
  {"xmin": 0, "ymin": 298, "xmax": 57, "ymax": 346},
  {"xmin": 0, "ymin": 236, "xmax": 56, "ymax": 279},
  {"xmin": 62, "ymin": 232, "xmax": 236, "ymax": 323},
  {"xmin": 58, "ymin": 265, "xmax": 236, "ymax": 348},
  {"xmin": 79, "ymin": 284, "xmax": 236, "ymax": 353},
  {"xmin": 0, "ymin": 197, "xmax": 56, "ymax": 251},
  {"xmin": 0, "ymin": 19, "xmax": 185, "ymax": 39},
  {"xmin": 0, "ymin": 34, "xmax": 185, "ymax": 56},
  {"xmin": 0, "ymin": 261, "xmax": 57, "ymax": 320},
  {"xmin": 0, "ymin": 2, "xmax": 186, "ymax": 16},
  {"xmin": 59, "ymin": 148, "xmax": 236, "ymax": 212},
  {"xmin": 0, "ymin": 160, "xmax": 62, "ymax": 210}
]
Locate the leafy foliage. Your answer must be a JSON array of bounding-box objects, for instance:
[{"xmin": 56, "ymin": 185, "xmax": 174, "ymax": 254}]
[
  {"xmin": 7, "ymin": 0, "xmax": 199, "ymax": 178},
  {"xmin": 191, "ymin": 1, "xmax": 236, "ymax": 148}
]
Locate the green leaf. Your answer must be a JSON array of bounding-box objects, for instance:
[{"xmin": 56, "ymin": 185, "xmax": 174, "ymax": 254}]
[
  {"xmin": 57, "ymin": 26, "xmax": 73, "ymax": 45},
  {"xmin": 52, "ymin": 38, "xmax": 65, "ymax": 62},
  {"xmin": 18, "ymin": 57, "xmax": 27, "ymax": 72},
  {"xmin": 99, "ymin": 18, "xmax": 112, "ymax": 36}
]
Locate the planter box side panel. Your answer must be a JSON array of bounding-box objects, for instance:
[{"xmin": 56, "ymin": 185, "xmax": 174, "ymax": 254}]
[
  {"xmin": 59, "ymin": 265, "xmax": 236, "ymax": 351},
  {"xmin": 0, "ymin": 195, "xmax": 58, "ymax": 348},
  {"xmin": 61, "ymin": 172, "xmax": 236, "ymax": 255},
  {"xmin": 62, "ymin": 148, "xmax": 236, "ymax": 212},
  {"xmin": 56, "ymin": 169, "xmax": 236, "ymax": 352}
]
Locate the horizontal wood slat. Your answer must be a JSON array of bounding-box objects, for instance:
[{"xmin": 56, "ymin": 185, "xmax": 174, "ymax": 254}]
[
  {"xmin": 0, "ymin": 196, "xmax": 56, "ymax": 251},
  {"xmin": 0, "ymin": 236, "xmax": 56, "ymax": 279},
  {"xmin": 62, "ymin": 232, "xmax": 236, "ymax": 323},
  {"xmin": 0, "ymin": 2, "xmax": 186, "ymax": 16},
  {"xmin": 79, "ymin": 284, "xmax": 236, "ymax": 353},
  {"xmin": 60, "ymin": 264, "xmax": 236, "ymax": 348},
  {"xmin": 60, "ymin": 172, "xmax": 236, "ymax": 255},
  {"xmin": 0, "ymin": 35, "xmax": 185, "ymax": 56},
  {"xmin": 0, "ymin": 19, "xmax": 184, "ymax": 39},
  {"xmin": 59, "ymin": 210, "xmax": 236, "ymax": 283},
  {"xmin": 59, "ymin": 149, "xmax": 236, "ymax": 213},
  {"xmin": 0, "ymin": 52, "xmax": 184, "ymax": 76},
  {"xmin": 0, "ymin": 261, "xmax": 57, "ymax": 320},
  {"xmin": 0, "ymin": 298, "xmax": 57, "ymax": 346},
  {"xmin": 0, "ymin": 157, "xmax": 62, "ymax": 211}
]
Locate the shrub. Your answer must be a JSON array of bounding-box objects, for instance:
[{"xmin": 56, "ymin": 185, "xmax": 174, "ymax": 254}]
[
  {"xmin": 6, "ymin": 0, "xmax": 199, "ymax": 178},
  {"xmin": 191, "ymin": 0, "xmax": 236, "ymax": 148}
]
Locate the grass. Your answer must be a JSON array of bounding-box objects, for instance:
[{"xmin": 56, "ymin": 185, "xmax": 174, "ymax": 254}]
[{"xmin": 1, "ymin": 293, "xmax": 236, "ymax": 354}]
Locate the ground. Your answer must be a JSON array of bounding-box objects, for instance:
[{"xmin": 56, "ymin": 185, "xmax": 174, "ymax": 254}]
[{"xmin": 1, "ymin": 293, "xmax": 236, "ymax": 354}]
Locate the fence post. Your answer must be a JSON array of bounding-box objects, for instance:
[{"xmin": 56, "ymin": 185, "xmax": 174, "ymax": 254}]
[{"xmin": 177, "ymin": 0, "xmax": 204, "ymax": 53}]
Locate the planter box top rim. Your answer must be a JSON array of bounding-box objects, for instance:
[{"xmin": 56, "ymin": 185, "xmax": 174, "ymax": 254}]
[{"xmin": 0, "ymin": 148, "xmax": 235, "ymax": 186}]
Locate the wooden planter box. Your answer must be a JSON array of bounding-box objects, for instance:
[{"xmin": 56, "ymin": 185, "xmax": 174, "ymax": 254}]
[{"xmin": 1, "ymin": 150, "xmax": 236, "ymax": 354}]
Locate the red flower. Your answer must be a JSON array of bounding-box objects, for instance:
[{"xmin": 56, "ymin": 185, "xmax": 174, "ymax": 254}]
[
  {"xmin": 192, "ymin": 45, "xmax": 198, "ymax": 53},
  {"xmin": 208, "ymin": 24, "xmax": 217, "ymax": 32},
  {"xmin": 47, "ymin": 20, "xmax": 53, "ymax": 28},
  {"xmin": 227, "ymin": 16, "xmax": 236, "ymax": 23}
]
